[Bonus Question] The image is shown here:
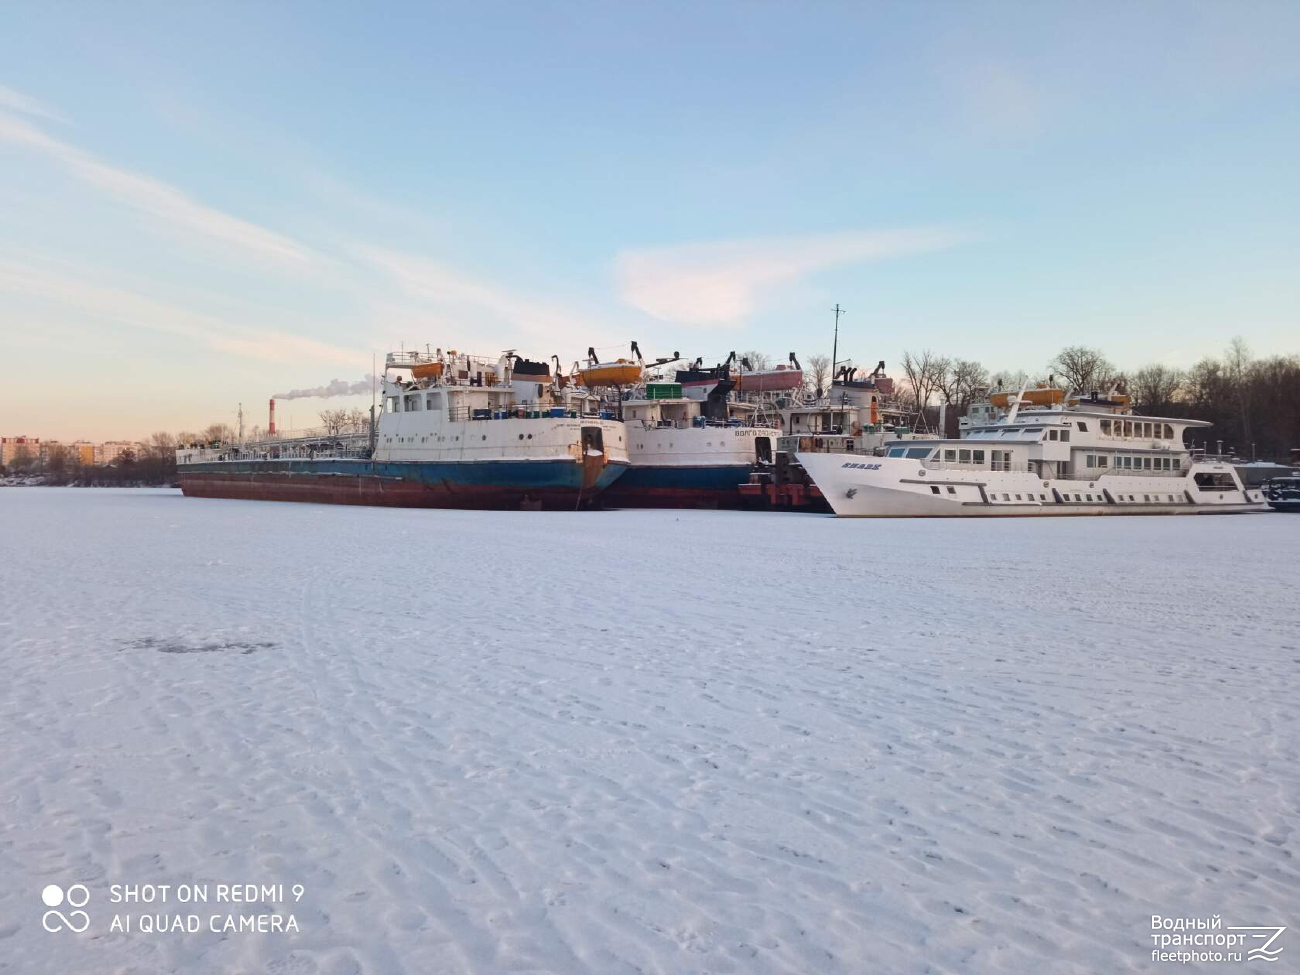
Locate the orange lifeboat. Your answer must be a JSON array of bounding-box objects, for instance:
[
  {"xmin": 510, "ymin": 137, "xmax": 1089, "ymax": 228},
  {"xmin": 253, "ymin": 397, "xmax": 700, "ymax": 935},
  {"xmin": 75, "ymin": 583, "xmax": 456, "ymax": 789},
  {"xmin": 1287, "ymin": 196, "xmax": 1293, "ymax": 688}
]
[
  {"xmin": 580, "ymin": 359, "xmax": 642, "ymax": 386},
  {"xmin": 989, "ymin": 386, "xmax": 1064, "ymax": 408},
  {"xmin": 411, "ymin": 361, "xmax": 445, "ymax": 380}
]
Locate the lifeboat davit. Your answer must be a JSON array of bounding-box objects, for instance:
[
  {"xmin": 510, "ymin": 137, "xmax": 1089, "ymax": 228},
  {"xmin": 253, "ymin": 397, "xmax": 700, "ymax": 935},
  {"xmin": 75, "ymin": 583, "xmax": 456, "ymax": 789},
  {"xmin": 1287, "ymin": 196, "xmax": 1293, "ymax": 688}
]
[
  {"xmin": 735, "ymin": 365, "xmax": 803, "ymax": 392},
  {"xmin": 989, "ymin": 386, "xmax": 1064, "ymax": 408},
  {"xmin": 580, "ymin": 359, "xmax": 642, "ymax": 386},
  {"xmin": 411, "ymin": 361, "xmax": 445, "ymax": 380}
]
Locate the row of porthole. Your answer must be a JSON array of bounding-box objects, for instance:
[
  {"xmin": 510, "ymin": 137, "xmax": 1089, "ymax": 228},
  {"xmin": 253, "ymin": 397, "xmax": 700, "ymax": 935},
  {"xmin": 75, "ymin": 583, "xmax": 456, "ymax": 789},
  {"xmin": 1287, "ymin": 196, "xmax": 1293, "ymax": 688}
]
[{"xmin": 638, "ymin": 443, "xmax": 721, "ymax": 449}]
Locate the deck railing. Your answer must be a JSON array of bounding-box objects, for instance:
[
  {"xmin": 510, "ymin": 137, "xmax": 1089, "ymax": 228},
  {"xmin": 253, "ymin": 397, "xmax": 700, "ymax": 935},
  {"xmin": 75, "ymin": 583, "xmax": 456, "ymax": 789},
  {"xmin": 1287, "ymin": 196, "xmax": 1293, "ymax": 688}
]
[
  {"xmin": 444, "ymin": 405, "xmax": 608, "ymax": 422},
  {"xmin": 632, "ymin": 417, "xmax": 774, "ymax": 430}
]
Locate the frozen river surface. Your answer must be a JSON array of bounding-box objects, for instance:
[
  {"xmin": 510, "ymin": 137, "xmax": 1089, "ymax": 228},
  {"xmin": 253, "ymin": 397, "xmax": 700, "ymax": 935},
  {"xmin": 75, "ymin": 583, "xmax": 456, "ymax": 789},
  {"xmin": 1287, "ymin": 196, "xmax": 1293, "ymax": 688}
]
[{"xmin": 1, "ymin": 488, "xmax": 1298, "ymax": 974}]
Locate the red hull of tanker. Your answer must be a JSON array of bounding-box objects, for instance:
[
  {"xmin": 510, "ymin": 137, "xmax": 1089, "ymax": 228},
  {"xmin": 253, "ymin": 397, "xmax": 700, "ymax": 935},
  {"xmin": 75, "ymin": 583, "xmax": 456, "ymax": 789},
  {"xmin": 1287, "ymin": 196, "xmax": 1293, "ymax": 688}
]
[{"xmin": 180, "ymin": 472, "xmax": 603, "ymax": 510}]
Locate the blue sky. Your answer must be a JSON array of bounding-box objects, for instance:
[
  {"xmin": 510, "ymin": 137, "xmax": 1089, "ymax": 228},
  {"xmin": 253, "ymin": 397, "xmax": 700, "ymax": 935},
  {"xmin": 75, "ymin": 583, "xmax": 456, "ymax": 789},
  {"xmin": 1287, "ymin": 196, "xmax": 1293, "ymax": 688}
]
[{"xmin": 2, "ymin": 1, "xmax": 1298, "ymax": 439}]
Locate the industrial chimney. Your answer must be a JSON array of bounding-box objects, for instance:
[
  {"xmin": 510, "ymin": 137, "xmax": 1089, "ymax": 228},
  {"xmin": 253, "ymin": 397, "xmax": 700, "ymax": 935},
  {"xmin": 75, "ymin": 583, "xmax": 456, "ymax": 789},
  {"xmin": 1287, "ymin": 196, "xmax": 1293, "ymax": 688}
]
[{"xmin": 268, "ymin": 398, "xmax": 277, "ymax": 436}]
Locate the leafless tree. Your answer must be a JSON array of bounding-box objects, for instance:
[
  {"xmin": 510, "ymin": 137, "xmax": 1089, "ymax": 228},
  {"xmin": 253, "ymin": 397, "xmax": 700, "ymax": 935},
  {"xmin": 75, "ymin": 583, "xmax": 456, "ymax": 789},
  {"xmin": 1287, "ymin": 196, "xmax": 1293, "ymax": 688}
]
[
  {"xmin": 740, "ymin": 350, "xmax": 773, "ymax": 372},
  {"xmin": 44, "ymin": 444, "xmax": 68, "ymax": 474},
  {"xmin": 933, "ymin": 359, "xmax": 990, "ymax": 436},
  {"xmin": 805, "ymin": 354, "xmax": 831, "ymax": 399},
  {"xmin": 1224, "ymin": 336, "xmax": 1253, "ymax": 444},
  {"xmin": 1131, "ymin": 365, "xmax": 1183, "ymax": 413},
  {"xmin": 1050, "ymin": 346, "xmax": 1115, "ymax": 394},
  {"xmin": 936, "ymin": 359, "xmax": 989, "ymax": 408},
  {"xmin": 900, "ymin": 349, "xmax": 947, "ymax": 410},
  {"xmin": 9, "ymin": 445, "xmax": 34, "ymax": 472},
  {"xmin": 201, "ymin": 423, "xmax": 235, "ymax": 443},
  {"xmin": 347, "ymin": 407, "xmax": 370, "ymax": 432},
  {"xmin": 319, "ymin": 409, "xmax": 350, "ymax": 437},
  {"xmin": 989, "ymin": 369, "xmax": 1029, "ymax": 392},
  {"xmin": 146, "ymin": 431, "xmax": 176, "ymax": 461}
]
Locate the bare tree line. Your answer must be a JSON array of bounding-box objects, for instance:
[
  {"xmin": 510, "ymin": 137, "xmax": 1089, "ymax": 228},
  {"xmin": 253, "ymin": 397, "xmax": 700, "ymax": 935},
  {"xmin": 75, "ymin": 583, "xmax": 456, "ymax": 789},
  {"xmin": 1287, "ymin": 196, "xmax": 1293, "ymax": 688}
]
[
  {"xmin": 895, "ymin": 340, "xmax": 1299, "ymax": 460},
  {"xmin": 317, "ymin": 408, "xmax": 372, "ymax": 437}
]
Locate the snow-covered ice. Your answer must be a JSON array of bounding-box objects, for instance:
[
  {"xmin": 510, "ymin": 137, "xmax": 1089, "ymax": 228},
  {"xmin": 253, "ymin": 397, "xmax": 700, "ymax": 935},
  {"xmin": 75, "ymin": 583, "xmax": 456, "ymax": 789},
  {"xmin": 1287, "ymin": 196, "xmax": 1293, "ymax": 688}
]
[{"xmin": 1, "ymin": 488, "xmax": 1298, "ymax": 974}]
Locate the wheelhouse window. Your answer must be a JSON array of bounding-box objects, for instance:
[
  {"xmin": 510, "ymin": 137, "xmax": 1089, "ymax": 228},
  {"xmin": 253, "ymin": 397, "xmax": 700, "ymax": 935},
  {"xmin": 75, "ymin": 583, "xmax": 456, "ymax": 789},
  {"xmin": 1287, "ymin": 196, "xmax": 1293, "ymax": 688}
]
[
  {"xmin": 958, "ymin": 449, "xmax": 971, "ymax": 463},
  {"xmin": 1163, "ymin": 423, "xmax": 1174, "ymax": 439},
  {"xmin": 1060, "ymin": 430, "xmax": 1070, "ymax": 442},
  {"xmin": 404, "ymin": 394, "xmax": 422, "ymax": 411},
  {"xmin": 972, "ymin": 450, "xmax": 985, "ymax": 464},
  {"xmin": 944, "ymin": 449, "xmax": 957, "ymax": 461},
  {"xmin": 1077, "ymin": 421, "xmax": 1088, "ymax": 432},
  {"xmin": 1101, "ymin": 419, "xmax": 1112, "ymax": 435},
  {"xmin": 1048, "ymin": 430, "xmax": 1059, "ymax": 441},
  {"xmin": 905, "ymin": 446, "xmax": 932, "ymax": 459},
  {"xmin": 426, "ymin": 392, "xmax": 442, "ymax": 410},
  {"xmin": 387, "ymin": 396, "xmax": 400, "ymax": 413}
]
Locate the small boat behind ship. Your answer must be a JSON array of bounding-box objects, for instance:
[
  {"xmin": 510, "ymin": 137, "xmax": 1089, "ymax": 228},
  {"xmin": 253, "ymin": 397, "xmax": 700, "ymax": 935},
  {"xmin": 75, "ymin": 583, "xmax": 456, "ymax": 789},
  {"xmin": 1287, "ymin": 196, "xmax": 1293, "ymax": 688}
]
[
  {"xmin": 734, "ymin": 354, "xmax": 804, "ymax": 393},
  {"xmin": 797, "ymin": 386, "xmax": 1266, "ymax": 517},
  {"xmin": 177, "ymin": 349, "xmax": 629, "ymax": 510},
  {"xmin": 1263, "ymin": 476, "xmax": 1300, "ymax": 513}
]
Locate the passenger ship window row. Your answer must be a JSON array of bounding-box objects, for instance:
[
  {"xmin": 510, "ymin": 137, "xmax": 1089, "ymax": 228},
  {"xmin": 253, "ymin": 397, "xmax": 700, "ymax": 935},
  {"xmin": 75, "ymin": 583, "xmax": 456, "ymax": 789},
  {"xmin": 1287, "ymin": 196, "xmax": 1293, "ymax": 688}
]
[
  {"xmin": 1100, "ymin": 419, "xmax": 1175, "ymax": 440},
  {"xmin": 1084, "ymin": 454, "xmax": 1180, "ymax": 471}
]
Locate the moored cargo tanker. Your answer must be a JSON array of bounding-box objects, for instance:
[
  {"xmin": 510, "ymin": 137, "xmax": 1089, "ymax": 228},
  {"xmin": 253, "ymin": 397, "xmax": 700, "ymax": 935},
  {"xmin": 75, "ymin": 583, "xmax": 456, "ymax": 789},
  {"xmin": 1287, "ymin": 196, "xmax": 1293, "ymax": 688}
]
[
  {"xmin": 177, "ymin": 350, "xmax": 629, "ymax": 510},
  {"xmin": 602, "ymin": 371, "xmax": 779, "ymax": 508}
]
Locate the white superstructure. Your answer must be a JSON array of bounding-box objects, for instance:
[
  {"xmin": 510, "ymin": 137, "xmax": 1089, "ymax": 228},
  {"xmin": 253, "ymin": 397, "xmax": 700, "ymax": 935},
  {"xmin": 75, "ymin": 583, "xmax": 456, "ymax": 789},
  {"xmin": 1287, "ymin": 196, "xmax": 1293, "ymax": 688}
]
[
  {"xmin": 620, "ymin": 397, "xmax": 777, "ymax": 468},
  {"xmin": 176, "ymin": 349, "xmax": 631, "ymax": 510},
  {"xmin": 798, "ymin": 393, "xmax": 1265, "ymax": 517},
  {"xmin": 372, "ymin": 350, "xmax": 628, "ymax": 467}
]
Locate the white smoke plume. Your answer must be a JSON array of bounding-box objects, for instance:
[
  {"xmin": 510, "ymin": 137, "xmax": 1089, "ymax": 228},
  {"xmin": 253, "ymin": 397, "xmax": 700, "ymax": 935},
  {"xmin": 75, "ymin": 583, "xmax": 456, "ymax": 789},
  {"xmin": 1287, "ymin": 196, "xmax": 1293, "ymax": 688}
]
[{"xmin": 273, "ymin": 376, "xmax": 376, "ymax": 400}]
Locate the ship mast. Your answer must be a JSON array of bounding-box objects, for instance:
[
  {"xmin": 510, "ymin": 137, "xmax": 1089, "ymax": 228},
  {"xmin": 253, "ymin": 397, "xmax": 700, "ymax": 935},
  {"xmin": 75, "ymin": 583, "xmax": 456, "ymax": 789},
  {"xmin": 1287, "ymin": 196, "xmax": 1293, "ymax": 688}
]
[{"xmin": 830, "ymin": 303, "xmax": 845, "ymax": 386}]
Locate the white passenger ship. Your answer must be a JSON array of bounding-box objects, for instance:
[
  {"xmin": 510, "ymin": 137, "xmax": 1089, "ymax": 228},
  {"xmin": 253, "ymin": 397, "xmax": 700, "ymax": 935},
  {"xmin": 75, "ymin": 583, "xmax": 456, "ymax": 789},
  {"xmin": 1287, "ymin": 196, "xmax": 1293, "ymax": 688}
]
[{"xmin": 797, "ymin": 390, "xmax": 1266, "ymax": 517}]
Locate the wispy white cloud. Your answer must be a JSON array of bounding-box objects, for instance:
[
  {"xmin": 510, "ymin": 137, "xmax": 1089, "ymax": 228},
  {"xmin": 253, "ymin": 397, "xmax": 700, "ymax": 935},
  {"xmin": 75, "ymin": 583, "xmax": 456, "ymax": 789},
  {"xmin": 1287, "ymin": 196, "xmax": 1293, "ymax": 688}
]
[
  {"xmin": 349, "ymin": 243, "xmax": 619, "ymax": 353},
  {"xmin": 0, "ymin": 111, "xmax": 311, "ymax": 265},
  {"xmin": 0, "ymin": 85, "xmax": 67, "ymax": 123},
  {"xmin": 615, "ymin": 228, "xmax": 971, "ymax": 326},
  {"xmin": 0, "ymin": 258, "xmax": 362, "ymax": 368}
]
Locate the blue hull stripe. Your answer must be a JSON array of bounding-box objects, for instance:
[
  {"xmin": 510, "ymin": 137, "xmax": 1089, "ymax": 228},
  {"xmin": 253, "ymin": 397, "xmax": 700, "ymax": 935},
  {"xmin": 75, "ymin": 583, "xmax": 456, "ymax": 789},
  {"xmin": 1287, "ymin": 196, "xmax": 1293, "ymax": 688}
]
[
  {"xmin": 607, "ymin": 464, "xmax": 754, "ymax": 491},
  {"xmin": 183, "ymin": 458, "xmax": 626, "ymax": 492}
]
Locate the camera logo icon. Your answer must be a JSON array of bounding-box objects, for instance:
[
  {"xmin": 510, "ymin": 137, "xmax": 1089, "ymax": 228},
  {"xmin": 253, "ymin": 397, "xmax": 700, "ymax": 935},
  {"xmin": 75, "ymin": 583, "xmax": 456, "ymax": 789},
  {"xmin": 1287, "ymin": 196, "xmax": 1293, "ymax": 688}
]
[{"xmin": 41, "ymin": 884, "xmax": 90, "ymax": 933}]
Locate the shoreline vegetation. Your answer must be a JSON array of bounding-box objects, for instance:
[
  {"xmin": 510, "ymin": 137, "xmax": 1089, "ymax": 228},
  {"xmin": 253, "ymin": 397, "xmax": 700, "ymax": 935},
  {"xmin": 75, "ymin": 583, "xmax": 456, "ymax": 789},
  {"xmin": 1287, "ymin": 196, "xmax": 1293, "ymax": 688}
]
[
  {"xmin": 1, "ymin": 431, "xmax": 179, "ymax": 487},
  {"xmin": 1, "ymin": 476, "xmax": 179, "ymax": 488},
  {"xmin": 4, "ymin": 341, "xmax": 1297, "ymax": 486}
]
